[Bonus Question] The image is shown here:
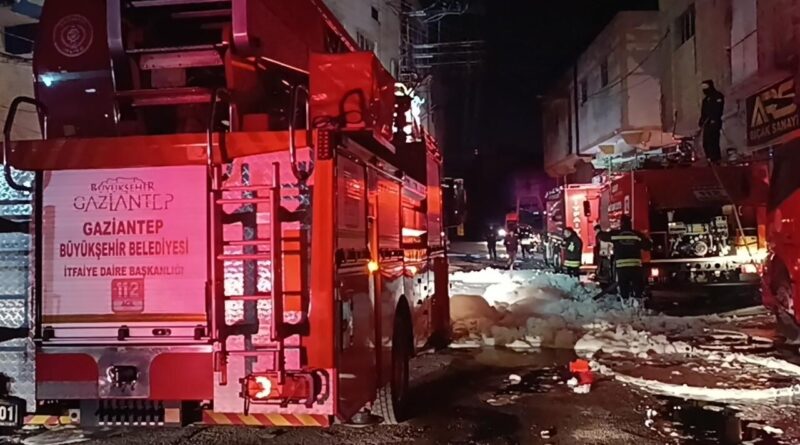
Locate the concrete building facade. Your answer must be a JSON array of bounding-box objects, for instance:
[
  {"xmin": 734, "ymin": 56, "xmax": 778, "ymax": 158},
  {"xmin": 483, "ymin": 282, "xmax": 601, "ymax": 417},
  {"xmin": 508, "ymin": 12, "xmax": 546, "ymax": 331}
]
[
  {"xmin": 544, "ymin": 1, "xmax": 800, "ymax": 184},
  {"xmin": 660, "ymin": 0, "xmax": 800, "ymax": 155},
  {"xmin": 543, "ymin": 11, "xmax": 668, "ymax": 182},
  {"xmin": 323, "ymin": 0, "xmax": 403, "ymax": 77},
  {"xmin": 0, "ymin": 1, "xmax": 40, "ymax": 141}
]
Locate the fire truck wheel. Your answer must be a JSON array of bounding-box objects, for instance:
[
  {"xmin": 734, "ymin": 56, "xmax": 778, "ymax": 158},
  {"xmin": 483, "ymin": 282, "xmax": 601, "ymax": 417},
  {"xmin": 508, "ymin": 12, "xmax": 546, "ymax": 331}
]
[
  {"xmin": 771, "ymin": 259, "xmax": 796, "ymax": 317},
  {"xmin": 373, "ymin": 315, "xmax": 412, "ymax": 424}
]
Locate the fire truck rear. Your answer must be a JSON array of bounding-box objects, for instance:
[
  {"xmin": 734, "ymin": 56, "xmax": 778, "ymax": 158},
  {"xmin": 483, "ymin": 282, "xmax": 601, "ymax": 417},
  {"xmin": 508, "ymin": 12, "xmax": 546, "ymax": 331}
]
[
  {"xmin": 544, "ymin": 184, "xmax": 603, "ymax": 269},
  {"xmin": 762, "ymin": 141, "xmax": 800, "ymax": 334},
  {"xmin": 606, "ymin": 165, "xmax": 768, "ymax": 298},
  {"xmin": 0, "ymin": 0, "xmax": 450, "ymax": 429}
]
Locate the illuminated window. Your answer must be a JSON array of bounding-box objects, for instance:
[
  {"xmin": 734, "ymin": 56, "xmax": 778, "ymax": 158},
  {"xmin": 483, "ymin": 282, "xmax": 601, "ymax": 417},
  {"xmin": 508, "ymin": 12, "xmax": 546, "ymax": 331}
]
[{"xmin": 675, "ymin": 4, "xmax": 695, "ymax": 48}]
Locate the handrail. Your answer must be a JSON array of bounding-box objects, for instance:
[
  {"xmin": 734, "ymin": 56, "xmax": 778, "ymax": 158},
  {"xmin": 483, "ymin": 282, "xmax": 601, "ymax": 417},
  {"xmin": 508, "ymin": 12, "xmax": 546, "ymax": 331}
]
[
  {"xmin": 3, "ymin": 96, "xmax": 47, "ymax": 192},
  {"xmin": 289, "ymin": 85, "xmax": 314, "ymax": 182},
  {"xmin": 206, "ymin": 88, "xmax": 231, "ymax": 171}
]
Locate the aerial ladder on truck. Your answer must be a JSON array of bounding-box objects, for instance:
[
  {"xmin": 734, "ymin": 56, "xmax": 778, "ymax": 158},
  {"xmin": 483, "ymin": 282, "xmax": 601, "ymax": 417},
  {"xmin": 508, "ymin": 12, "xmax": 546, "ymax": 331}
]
[{"xmin": 0, "ymin": 0, "xmax": 450, "ymax": 429}]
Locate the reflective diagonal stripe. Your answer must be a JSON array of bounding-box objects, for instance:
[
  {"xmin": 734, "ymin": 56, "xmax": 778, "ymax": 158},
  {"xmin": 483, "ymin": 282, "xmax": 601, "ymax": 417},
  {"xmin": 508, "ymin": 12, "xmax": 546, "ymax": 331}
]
[
  {"xmin": 615, "ymin": 259, "xmax": 642, "ymax": 267},
  {"xmin": 25, "ymin": 415, "xmax": 73, "ymax": 426},
  {"xmin": 202, "ymin": 411, "xmax": 330, "ymax": 427}
]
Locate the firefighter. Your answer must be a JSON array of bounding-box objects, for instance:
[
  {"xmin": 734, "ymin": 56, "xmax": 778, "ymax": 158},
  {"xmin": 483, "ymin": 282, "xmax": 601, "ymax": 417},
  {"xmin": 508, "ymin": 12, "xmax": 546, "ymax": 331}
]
[
  {"xmin": 699, "ymin": 79, "xmax": 724, "ymax": 164},
  {"xmin": 562, "ymin": 227, "xmax": 583, "ymax": 277},
  {"xmin": 485, "ymin": 224, "xmax": 498, "ymax": 261},
  {"xmin": 593, "ymin": 224, "xmax": 609, "ymax": 284},
  {"xmin": 598, "ymin": 215, "xmax": 651, "ymax": 300},
  {"xmin": 592, "ymin": 224, "xmax": 602, "ymax": 267},
  {"xmin": 504, "ymin": 229, "xmax": 519, "ymax": 270}
]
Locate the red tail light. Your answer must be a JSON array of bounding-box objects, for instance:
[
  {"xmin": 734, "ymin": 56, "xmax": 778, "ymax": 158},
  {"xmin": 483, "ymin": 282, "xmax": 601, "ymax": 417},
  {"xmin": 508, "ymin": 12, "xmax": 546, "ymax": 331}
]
[{"xmin": 243, "ymin": 373, "xmax": 313, "ymax": 403}]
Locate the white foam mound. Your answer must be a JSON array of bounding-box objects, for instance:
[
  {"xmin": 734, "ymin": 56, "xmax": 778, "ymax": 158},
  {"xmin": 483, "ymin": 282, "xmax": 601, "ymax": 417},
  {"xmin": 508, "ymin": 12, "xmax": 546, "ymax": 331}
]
[{"xmin": 449, "ymin": 268, "xmax": 751, "ymax": 352}]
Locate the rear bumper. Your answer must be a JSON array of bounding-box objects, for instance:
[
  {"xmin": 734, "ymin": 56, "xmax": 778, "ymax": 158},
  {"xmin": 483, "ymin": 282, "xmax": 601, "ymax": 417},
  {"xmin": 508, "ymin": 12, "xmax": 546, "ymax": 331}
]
[{"xmin": 36, "ymin": 346, "xmax": 214, "ymax": 401}]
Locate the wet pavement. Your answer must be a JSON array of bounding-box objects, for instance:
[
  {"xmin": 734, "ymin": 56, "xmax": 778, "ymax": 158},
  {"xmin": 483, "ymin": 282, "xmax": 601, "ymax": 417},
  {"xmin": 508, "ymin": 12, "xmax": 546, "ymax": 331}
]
[
  {"xmin": 8, "ymin": 249, "xmax": 800, "ymax": 445},
  {"xmin": 647, "ymin": 397, "xmax": 791, "ymax": 444},
  {"xmin": 9, "ymin": 348, "xmax": 656, "ymax": 445},
  {"xmin": 7, "ymin": 346, "xmax": 800, "ymax": 444}
]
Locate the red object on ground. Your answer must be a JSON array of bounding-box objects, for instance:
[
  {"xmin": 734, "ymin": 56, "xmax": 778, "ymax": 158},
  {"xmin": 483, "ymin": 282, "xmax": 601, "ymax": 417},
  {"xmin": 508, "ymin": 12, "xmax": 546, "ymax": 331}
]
[
  {"xmin": 577, "ymin": 371, "xmax": 595, "ymax": 385},
  {"xmin": 569, "ymin": 359, "xmax": 595, "ymax": 386},
  {"xmin": 569, "ymin": 359, "xmax": 590, "ymax": 374}
]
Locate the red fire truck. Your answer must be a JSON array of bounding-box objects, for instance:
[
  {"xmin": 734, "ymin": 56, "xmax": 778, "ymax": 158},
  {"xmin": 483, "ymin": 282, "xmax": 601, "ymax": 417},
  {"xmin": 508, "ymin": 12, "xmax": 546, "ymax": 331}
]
[
  {"xmin": 763, "ymin": 141, "xmax": 800, "ymax": 333},
  {"xmin": 0, "ymin": 0, "xmax": 449, "ymax": 429},
  {"xmin": 606, "ymin": 165, "xmax": 768, "ymax": 298},
  {"xmin": 544, "ymin": 184, "xmax": 603, "ymax": 268}
]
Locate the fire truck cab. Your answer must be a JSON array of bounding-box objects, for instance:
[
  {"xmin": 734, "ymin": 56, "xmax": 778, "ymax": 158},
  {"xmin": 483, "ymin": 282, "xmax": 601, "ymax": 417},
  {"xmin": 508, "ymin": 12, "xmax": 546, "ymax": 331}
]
[{"xmin": 0, "ymin": 0, "xmax": 449, "ymax": 429}]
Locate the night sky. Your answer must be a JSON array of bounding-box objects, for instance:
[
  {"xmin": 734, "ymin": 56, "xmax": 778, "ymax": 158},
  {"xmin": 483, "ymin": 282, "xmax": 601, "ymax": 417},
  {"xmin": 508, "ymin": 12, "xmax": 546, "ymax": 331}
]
[{"xmin": 440, "ymin": 0, "xmax": 658, "ymax": 237}]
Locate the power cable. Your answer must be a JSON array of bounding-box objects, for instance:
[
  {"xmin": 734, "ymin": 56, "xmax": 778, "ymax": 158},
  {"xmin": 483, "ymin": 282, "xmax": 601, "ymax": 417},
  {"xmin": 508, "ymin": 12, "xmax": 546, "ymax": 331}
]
[{"xmin": 585, "ymin": 30, "xmax": 670, "ymax": 101}]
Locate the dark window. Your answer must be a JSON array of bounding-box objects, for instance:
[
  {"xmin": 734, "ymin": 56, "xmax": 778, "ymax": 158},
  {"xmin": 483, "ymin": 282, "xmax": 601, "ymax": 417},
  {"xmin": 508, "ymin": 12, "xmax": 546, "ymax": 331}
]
[
  {"xmin": 675, "ymin": 4, "xmax": 696, "ymax": 48},
  {"xmin": 3, "ymin": 24, "xmax": 36, "ymax": 55},
  {"xmin": 371, "ymin": 6, "xmax": 380, "ymax": 22},
  {"xmin": 600, "ymin": 58, "xmax": 609, "ymax": 87},
  {"xmin": 324, "ymin": 27, "xmax": 347, "ymax": 54},
  {"xmin": 580, "ymin": 79, "xmax": 588, "ymax": 104},
  {"xmin": 769, "ymin": 143, "xmax": 800, "ymax": 210},
  {"xmin": 357, "ymin": 31, "xmax": 375, "ymax": 53}
]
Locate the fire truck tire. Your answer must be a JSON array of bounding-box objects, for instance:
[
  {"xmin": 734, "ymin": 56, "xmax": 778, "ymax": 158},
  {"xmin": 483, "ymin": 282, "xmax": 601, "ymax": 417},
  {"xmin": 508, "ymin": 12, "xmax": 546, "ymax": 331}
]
[
  {"xmin": 770, "ymin": 259, "xmax": 795, "ymax": 317},
  {"xmin": 373, "ymin": 313, "xmax": 412, "ymax": 424}
]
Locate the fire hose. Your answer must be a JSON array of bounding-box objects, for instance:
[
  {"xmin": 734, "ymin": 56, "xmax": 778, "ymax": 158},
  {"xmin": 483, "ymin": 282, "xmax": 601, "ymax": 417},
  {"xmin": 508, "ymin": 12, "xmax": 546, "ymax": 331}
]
[{"xmin": 708, "ymin": 163, "xmax": 757, "ymax": 267}]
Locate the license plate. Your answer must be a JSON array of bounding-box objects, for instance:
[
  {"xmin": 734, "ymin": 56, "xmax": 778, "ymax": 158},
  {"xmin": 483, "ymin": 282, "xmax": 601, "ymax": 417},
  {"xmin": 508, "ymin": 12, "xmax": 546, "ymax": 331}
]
[{"xmin": 0, "ymin": 398, "xmax": 23, "ymax": 428}]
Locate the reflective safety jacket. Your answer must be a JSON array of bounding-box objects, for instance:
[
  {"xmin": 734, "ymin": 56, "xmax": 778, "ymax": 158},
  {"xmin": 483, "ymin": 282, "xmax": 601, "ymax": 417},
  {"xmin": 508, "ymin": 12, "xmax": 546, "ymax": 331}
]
[
  {"xmin": 563, "ymin": 234, "xmax": 583, "ymax": 268},
  {"xmin": 598, "ymin": 229, "xmax": 651, "ymax": 268}
]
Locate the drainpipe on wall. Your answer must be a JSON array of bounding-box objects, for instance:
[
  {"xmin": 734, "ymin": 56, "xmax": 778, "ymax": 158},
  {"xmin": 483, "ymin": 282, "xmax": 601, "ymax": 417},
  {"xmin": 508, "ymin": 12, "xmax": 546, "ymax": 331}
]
[{"xmin": 572, "ymin": 64, "xmax": 580, "ymax": 157}]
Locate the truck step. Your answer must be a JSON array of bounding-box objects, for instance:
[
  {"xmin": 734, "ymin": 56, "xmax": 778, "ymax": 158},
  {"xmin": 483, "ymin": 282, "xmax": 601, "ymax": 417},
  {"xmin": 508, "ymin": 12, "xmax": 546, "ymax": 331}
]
[
  {"xmin": 224, "ymin": 239, "xmax": 272, "ymax": 247},
  {"xmin": 226, "ymin": 349, "xmax": 282, "ymax": 356},
  {"xmin": 129, "ymin": 0, "xmax": 230, "ymax": 7},
  {"xmin": 170, "ymin": 8, "xmax": 231, "ymax": 20},
  {"xmin": 216, "ymin": 198, "xmax": 272, "ymax": 205},
  {"xmin": 116, "ymin": 87, "xmax": 214, "ymax": 107},
  {"xmin": 217, "ymin": 253, "xmax": 272, "ymax": 261},
  {"xmin": 225, "ymin": 294, "xmax": 272, "ymax": 302},
  {"xmin": 139, "ymin": 49, "xmax": 224, "ymax": 71},
  {"xmin": 222, "ymin": 185, "xmax": 275, "ymax": 192},
  {"xmin": 126, "ymin": 44, "xmax": 220, "ymax": 55}
]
